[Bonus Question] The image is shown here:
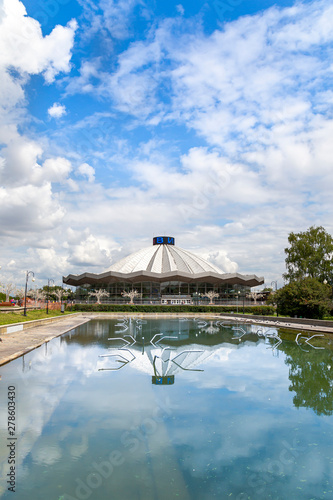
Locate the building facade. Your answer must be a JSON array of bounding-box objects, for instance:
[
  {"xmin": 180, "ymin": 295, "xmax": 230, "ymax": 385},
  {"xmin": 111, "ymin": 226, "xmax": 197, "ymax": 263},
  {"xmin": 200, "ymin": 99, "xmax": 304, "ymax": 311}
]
[{"xmin": 63, "ymin": 236, "xmax": 264, "ymax": 303}]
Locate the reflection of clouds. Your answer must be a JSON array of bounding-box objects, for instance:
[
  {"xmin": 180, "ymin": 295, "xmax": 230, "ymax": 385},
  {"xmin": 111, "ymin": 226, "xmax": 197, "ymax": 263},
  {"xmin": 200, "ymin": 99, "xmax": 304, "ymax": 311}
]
[
  {"xmin": 32, "ymin": 442, "xmax": 62, "ymax": 465},
  {"xmin": 168, "ymin": 408, "xmax": 331, "ymax": 499},
  {"xmin": 186, "ymin": 343, "xmax": 291, "ymax": 406},
  {"xmin": 0, "ymin": 334, "xmax": 104, "ymax": 494},
  {"xmin": 69, "ymin": 435, "xmax": 89, "ymax": 459},
  {"xmin": 58, "ymin": 425, "xmax": 72, "ymax": 440},
  {"xmin": 298, "ymin": 452, "xmax": 325, "ymax": 483},
  {"xmin": 0, "ymin": 320, "xmax": 332, "ymax": 499}
]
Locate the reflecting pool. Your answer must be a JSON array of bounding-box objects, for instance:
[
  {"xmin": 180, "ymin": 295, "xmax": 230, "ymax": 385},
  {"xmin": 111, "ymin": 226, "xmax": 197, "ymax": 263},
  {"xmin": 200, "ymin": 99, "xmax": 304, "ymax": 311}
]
[{"xmin": 1, "ymin": 317, "xmax": 333, "ymax": 500}]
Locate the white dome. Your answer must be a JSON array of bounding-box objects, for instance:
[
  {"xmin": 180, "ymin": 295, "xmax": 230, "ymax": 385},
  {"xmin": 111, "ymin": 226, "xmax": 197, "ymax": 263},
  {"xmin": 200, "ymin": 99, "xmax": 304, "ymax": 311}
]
[
  {"xmin": 107, "ymin": 243, "xmax": 223, "ymax": 275},
  {"xmin": 63, "ymin": 236, "xmax": 264, "ymax": 287}
]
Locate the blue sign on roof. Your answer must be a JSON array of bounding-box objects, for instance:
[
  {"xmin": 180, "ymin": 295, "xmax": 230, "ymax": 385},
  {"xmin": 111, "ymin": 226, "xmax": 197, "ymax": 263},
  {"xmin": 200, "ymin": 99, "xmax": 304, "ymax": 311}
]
[{"xmin": 153, "ymin": 236, "xmax": 175, "ymax": 246}]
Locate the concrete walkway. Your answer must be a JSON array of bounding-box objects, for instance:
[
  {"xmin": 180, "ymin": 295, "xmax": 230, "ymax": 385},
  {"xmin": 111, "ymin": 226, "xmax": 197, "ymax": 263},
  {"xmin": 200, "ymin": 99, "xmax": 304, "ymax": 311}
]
[
  {"xmin": 0, "ymin": 314, "xmax": 90, "ymax": 366},
  {"xmin": 219, "ymin": 314, "xmax": 333, "ymax": 334}
]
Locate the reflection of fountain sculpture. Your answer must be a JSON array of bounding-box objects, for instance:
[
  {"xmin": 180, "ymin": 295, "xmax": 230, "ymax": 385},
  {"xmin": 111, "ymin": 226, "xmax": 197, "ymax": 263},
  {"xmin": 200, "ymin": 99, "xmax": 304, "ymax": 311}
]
[
  {"xmin": 97, "ymin": 318, "xmax": 208, "ymax": 384},
  {"xmin": 96, "ymin": 317, "xmax": 333, "ymax": 407}
]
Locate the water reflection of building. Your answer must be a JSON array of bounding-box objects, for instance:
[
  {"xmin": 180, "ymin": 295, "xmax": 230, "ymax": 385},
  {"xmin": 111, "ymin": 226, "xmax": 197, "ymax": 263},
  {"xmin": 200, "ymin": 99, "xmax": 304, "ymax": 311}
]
[
  {"xmin": 63, "ymin": 236, "xmax": 264, "ymax": 303},
  {"xmin": 96, "ymin": 318, "xmax": 265, "ymax": 384}
]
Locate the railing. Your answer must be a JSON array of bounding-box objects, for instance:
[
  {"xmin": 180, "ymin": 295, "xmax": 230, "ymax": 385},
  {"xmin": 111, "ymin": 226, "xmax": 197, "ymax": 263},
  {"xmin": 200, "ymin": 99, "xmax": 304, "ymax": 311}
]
[{"xmin": 70, "ymin": 299, "xmax": 259, "ymax": 306}]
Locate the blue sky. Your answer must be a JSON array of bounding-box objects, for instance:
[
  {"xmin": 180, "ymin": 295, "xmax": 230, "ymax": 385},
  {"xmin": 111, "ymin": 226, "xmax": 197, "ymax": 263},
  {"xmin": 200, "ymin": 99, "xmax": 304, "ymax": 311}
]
[{"xmin": 0, "ymin": 0, "xmax": 332, "ymax": 289}]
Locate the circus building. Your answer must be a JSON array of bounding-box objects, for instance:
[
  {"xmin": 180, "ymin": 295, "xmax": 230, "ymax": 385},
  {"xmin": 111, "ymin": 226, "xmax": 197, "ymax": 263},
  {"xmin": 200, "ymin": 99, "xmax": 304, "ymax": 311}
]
[{"xmin": 63, "ymin": 236, "xmax": 264, "ymax": 304}]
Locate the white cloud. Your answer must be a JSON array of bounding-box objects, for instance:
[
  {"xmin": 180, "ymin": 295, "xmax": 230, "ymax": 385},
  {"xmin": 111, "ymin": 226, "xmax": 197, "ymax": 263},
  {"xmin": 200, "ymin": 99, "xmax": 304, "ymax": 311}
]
[
  {"xmin": 32, "ymin": 157, "xmax": 72, "ymax": 184},
  {"xmin": 176, "ymin": 5, "xmax": 184, "ymax": 15},
  {"xmin": 48, "ymin": 103, "xmax": 66, "ymax": 118},
  {"xmin": 65, "ymin": 59, "xmax": 102, "ymax": 95},
  {"xmin": 1, "ymin": 0, "xmax": 333, "ymax": 289},
  {"xmin": 99, "ymin": 0, "xmax": 150, "ymax": 40},
  {"xmin": 0, "ymin": 0, "xmax": 78, "ymax": 279},
  {"xmin": 0, "ymin": 182, "xmax": 65, "ymax": 234},
  {"xmin": 0, "ymin": 1, "xmax": 77, "ymax": 82},
  {"xmin": 77, "ymin": 162, "xmax": 95, "ymax": 182},
  {"xmin": 68, "ymin": 234, "xmax": 113, "ymax": 267},
  {"xmin": 205, "ymin": 251, "xmax": 238, "ymax": 274},
  {"xmin": 0, "ymin": 132, "xmax": 43, "ymax": 186}
]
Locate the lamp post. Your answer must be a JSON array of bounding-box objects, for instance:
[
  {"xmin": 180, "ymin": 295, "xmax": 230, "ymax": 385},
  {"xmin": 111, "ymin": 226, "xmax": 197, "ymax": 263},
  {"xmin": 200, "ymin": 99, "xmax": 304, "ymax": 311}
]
[
  {"xmin": 61, "ymin": 287, "xmax": 69, "ymax": 313},
  {"xmin": 236, "ymin": 291, "xmax": 240, "ymax": 314},
  {"xmin": 271, "ymin": 280, "xmax": 278, "ymax": 316},
  {"xmin": 46, "ymin": 279, "xmax": 54, "ymax": 314},
  {"xmin": 324, "ymin": 278, "xmax": 333, "ymax": 301},
  {"xmin": 23, "ymin": 271, "xmax": 35, "ymax": 316},
  {"xmin": 193, "ymin": 292, "xmax": 201, "ymax": 305}
]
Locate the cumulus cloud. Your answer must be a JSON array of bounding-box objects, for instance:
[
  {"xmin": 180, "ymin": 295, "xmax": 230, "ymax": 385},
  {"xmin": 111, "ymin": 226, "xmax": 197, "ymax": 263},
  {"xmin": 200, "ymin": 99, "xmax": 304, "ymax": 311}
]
[
  {"xmin": 77, "ymin": 162, "xmax": 95, "ymax": 182},
  {"xmin": 97, "ymin": 0, "xmax": 333, "ymax": 198},
  {"xmin": 0, "ymin": 182, "xmax": 65, "ymax": 235},
  {"xmin": 1, "ymin": 0, "xmax": 333, "ymax": 288},
  {"xmin": 63, "ymin": 0, "xmax": 331, "ymax": 284},
  {"xmin": 48, "ymin": 103, "xmax": 66, "ymax": 118},
  {"xmin": 0, "ymin": 0, "xmax": 77, "ymax": 82},
  {"xmin": 206, "ymin": 251, "xmax": 238, "ymax": 274},
  {"xmin": 0, "ymin": 132, "xmax": 43, "ymax": 186},
  {"xmin": 67, "ymin": 233, "xmax": 113, "ymax": 268},
  {"xmin": 33, "ymin": 157, "xmax": 73, "ymax": 184},
  {"xmin": 0, "ymin": 0, "xmax": 78, "ymax": 276}
]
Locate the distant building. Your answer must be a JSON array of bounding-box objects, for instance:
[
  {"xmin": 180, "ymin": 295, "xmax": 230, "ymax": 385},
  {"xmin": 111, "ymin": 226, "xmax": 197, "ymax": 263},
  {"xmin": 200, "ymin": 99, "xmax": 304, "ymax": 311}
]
[
  {"xmin": 161, "ymin": 295, "xmax": 192, "ymax": 305},
  {"xmin": 63, "ymin": 236, "xmax": 264, "ymax": 303}
]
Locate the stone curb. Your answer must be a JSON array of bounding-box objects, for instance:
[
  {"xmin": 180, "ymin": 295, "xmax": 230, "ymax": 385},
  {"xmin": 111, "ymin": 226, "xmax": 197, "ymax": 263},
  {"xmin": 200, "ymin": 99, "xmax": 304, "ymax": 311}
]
[
  {"xmin": 219, "ymin": 314, "xmax": 333, "ymax": 334},
  {"xmin": 0, "ymin": 312, "xmax": 83, "ymax": 335},
  {"xmin": 0, "ymin": 315, "xmax": 90, "ymax": 366}
]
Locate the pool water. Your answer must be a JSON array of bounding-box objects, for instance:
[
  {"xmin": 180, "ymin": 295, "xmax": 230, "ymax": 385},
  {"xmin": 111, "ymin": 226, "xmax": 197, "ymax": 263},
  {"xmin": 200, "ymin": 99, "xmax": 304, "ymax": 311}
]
[{"xmin": 0, "ymin": 317, "xmax": 333, "ymax": 500}]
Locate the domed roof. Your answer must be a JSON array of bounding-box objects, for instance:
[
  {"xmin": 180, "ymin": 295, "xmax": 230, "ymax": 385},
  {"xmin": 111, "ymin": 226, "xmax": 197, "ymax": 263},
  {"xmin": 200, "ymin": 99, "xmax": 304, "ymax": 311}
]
[
  {"xmin": 107, "ymin": 239, "xmax": 223, "ymax": 275},
  {"xmin": 63, "ymin": 235, "xmax": 264, "ymax": 287}
]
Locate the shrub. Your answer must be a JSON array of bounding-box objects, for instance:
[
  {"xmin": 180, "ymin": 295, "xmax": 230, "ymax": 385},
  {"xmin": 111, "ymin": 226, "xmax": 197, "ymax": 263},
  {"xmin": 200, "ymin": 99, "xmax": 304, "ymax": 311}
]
[
  {"xmin": 68, "ymin": 303, "xmax": 275, "ymax": 315},
  {"xmin": 275, "ymin": 277, "xmax": 331, "ymax": 319}
]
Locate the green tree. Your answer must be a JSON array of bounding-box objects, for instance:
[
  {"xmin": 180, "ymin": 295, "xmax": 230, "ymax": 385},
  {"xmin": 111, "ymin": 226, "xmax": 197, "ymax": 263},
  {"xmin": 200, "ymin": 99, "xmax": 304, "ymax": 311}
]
[
  {"xmin": 284, "ymin": 226, "xmax": 333, "ymax": 282},
  {"xmin": 282, "ymin": 344, "xmax": 333, "ymax": 416},
  {"xmin": 274, "ymin": 277, "xmax": 331, "ymax": 319}
]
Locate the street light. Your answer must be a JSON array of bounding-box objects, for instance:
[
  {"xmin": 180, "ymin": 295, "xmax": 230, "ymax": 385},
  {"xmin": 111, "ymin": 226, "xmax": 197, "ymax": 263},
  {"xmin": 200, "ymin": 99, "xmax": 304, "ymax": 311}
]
[
  {"xmin": 271, "ymin": 280, "xmax": 278, "ymax": 316},
  {"xmin": 23, "ymin": 271, "xmax": 35, "ymax": 316},
  {"xmin": 61, "ymin": 286, "xmax": 69, "ymax": 313},
  {"xmin": 46, "ymin": 278, "xmax": 54, "ymax": 314},
  {"xmin": 324, "ymin": 278, "xmax": 333, "ymax": 300},
  {"xmin": 271, "ymin": 280, "xmax": 278, "ymax": 291},
  {"xmin": 193, "ymin": 292, "xmax": 201, "ymax": 305}
]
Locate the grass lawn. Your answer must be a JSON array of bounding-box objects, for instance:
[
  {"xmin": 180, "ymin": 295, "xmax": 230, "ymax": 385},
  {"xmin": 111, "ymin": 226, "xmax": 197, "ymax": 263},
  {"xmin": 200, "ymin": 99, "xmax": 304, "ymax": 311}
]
[{"xmin": 0, "ymin": 309, "xmax": 73, "ymax": 326}]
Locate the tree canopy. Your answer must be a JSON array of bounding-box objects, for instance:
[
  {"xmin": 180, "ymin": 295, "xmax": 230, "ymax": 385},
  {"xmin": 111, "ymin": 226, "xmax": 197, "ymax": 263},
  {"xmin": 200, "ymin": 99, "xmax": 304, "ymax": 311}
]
[
  {"xmin": 274, "ymin": 277, "xmax": 331, "ymax": 319},
  {"xmin": 284, "ymin": 226, "xmax": 333, "ymax": 283}
]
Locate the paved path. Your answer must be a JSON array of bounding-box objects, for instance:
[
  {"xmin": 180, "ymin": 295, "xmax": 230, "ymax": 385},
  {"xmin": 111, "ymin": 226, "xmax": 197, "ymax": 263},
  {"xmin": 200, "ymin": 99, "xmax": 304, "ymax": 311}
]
[
  {"xmin": 0, "ymin": 315, "xmax": 90, "ymax": 366},
  {"xmin": 219, "ymin": 315, "xmax": 333, "ymax": 334}
]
